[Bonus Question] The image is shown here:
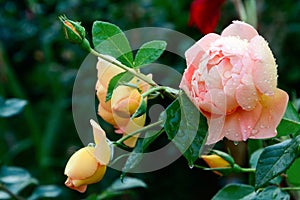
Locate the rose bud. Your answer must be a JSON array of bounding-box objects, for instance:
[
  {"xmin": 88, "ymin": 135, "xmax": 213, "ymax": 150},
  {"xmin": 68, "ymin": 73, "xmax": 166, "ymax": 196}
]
[
  {"xmin": 201, "ymin": 154, "xmax": 231, "ymax": 176},
  {"xmin": 64, "ymin": 120, "xmax": 111, "ymax": 193}
]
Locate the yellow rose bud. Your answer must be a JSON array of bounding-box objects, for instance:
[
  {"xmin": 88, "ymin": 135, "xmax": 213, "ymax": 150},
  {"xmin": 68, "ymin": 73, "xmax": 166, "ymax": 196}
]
[
  {"xmin": 64, "ymin": 120, "xmax": 111, "ymax": 193},
  {"xmin": 201, "ymin": 154, "xmax": 231, "ymax": 176},
  {"xmin": 64, "ymin": 147, "xmax": 106, "ymax": 193}
]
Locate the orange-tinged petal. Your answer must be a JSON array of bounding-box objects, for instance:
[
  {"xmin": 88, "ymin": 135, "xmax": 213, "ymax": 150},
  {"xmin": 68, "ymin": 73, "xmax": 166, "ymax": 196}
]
[
  {"xmin": 201, "ymin": 154, "xmax": 230, "ymax": 176},
  {"xmin": 65, "ymin": 177, "xmax": 87, "ymax": 193},
  {"xmin": 111, "ymin": 86, "xmax": 141, "ymax": 117},
  {"xmin": 98, "ymin": 104, "xmax": 116, "ymax": 126},
  {"xmin": 97, "ymin": 56, "xmax": 125, "ymax": 88},
  {"xmin": 250, "ymin": 35, "xmax": 277, "ymax": 96},
  {"xmin": 221, "ymin": 20, "xmax": 258, "ymax": 41},
  {"xmin": 72, "ymin": 165, "xmax": 106, "ymax": 187},
  {"xmin": 250, "ymin": 88, "xmax": 289, "ymax": 139},
  {"xmin": 64, "ymin": 147, "xmax": 98, "ymax": 180}
]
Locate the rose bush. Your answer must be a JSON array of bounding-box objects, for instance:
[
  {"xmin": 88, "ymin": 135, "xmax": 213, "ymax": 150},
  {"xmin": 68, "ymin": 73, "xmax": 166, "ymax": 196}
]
[
  {"xmin": 180, "ymin": 21, "xmax": 289, "ymax": 144},
  {"xmin": 96, "ymin": 56, "xmax": 151, "ymax": 147},
  {"xmin": 64, "ymin": 120, "xmax": 110, "ymax": 193}
]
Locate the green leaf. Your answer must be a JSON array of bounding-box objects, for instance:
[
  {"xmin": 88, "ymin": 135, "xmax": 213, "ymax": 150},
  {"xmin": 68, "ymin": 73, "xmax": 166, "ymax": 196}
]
[
  {"xmin": 134, "ymin": 40, "xmax": 167, "ymax": 67},
  {"xmin": 121, "ymin": 130, "xmax": 163, "ymax": 178},
  {"xmin": 131, "ymin": 98, "xmax": 147, "ymax": 119},
  {"xmin": 92, "ymin": 21, "xmax": 133, "ymax": 67},
  {"xmin": 0, "ymin": 98, "xmax": 27, "ymax": 117},
  {"xmin": 0, "ymin": 166, "xmax": 38, "ymax": 199},
  {"xmin": 212, "ymin": 183, "xmax": 255, "ymax": 200},
  {"xmin": 254, "ymin": 186, "xmax": 290, "ymax": 200},
  {"xmin": 249, "ymin": 149, "xmax": 264, "ymax": 168},
  {"xmin": 287, "ymin": 157, "xmax": 300, "ymax": 185},
  {"xmin": 164, "ymin": 92, "xmax": 208, "ymax": 166},
  {"xmin": 105, "ymin": 72, "xmax": 133, "ymax": 102},
  {"xmin": 255, "ymin": 135, "xmax": 300, "ymax": 188},
  {"xmin": 28, "ymin": 185, "xmax": 62, "ymax": 200},
  {"xmin": 97, "ymin": 177, "xmax": 146, "ymax": 200},
  {"xmin": 277, "ymin": 102, "xmax": 300, "ymax": 137},
  {"xmin": 108, "ymin": 177, "xmax": 147, "ymax": 191}
]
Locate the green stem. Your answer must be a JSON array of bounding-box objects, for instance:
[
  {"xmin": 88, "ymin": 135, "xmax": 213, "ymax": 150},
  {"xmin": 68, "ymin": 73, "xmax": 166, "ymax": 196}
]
[
  {"xmin": 109, "ymin": 153, "xmax": 131, "ymax": 166},
  {"xmin": 231, "ymin": 0, "xmax": 248, "ymax": 22},
  {"xmin": 113, "ymin": 120, "xmax": 164, "ymax": 145},
  {"xmin": 0, "ymin": 184, "xmax": 25, "ymax": 200},
  {"xmin": 238, "ymin": 167, "xmax": 255, "ymax": 173},
  {"xmin": 90, "ymin": 48, "xmax": 157, "ymax": 87},
  {"xmin": 281, "ymin": 187, "xmax": 300, "ymax": 191},
  {"xmin": 141, "ymin": 86, "xmax": 179, "ymax": 98}
]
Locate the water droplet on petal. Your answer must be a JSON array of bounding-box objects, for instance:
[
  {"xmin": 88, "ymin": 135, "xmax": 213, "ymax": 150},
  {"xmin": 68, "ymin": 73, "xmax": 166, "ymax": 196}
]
[
  {"xmin": 189, "ymin": 164, "xmax": 194, "ymax": 169},
  {"xmin": 251, "ymin": 129, "xmax": 258, "ymax": 134},
  {"xmin": 233, "ymin": 141, "xmax": 239, "ymax": 145}
]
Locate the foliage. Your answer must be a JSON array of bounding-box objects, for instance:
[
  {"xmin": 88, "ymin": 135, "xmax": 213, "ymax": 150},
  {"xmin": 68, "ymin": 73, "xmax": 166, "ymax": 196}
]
[{"xmin": 1, "ymin": 0, "xmax": 300, "ymax": 199}]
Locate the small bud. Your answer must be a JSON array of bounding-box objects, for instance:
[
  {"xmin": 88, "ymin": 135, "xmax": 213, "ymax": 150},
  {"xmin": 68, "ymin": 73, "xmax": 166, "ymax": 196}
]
[
  {"xmin": 59, "ymin": 15, "xmax": 86, "ymax": 44},
  {"xmin": 201, "ymin": 154, "xmax": 231, "ymax": 176}
]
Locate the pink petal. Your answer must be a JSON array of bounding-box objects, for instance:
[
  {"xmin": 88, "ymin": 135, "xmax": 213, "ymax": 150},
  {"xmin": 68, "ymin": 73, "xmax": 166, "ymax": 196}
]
[
  {"xmin": 250, "ymin": 35, "xmax": 277, "ymax": 95},
  {"xmin": 185, "ymin": 33, "xmax": 220, "ymax": 70},
  {"xmin": 221, "ymin": 21, "xmax": 258, "ymax": 41},
  {"xmin": 206, "ymin": 115, "xmax": 225, "ymax": 144},
  {"xmin": 235, "ymin": 74, "xmax": 259, "ymax": 111},
  {"xmin": 223, "ymin": 104, "xmax": 262, "ymax": 141},
  {"xmin": 250, "ymin": 88, "xmax": 289, "ymax": 139}
]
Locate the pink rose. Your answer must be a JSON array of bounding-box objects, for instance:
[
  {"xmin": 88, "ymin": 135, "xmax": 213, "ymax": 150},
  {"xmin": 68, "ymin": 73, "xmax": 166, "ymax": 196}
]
[{"xmin": 180, "ymin": 21, "xmax": 289, "ymax": 145}]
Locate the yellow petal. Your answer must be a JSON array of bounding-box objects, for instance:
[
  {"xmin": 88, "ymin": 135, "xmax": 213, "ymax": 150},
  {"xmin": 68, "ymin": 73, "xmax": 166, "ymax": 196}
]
[
  {"xmin": 72, "ymin": 165, "xmax": 106, "ymax": 187},
  {"xmin": 90, "ymin": 119, "xmax": 111, "ymax": 165},
  {"xmin": 201, "ymin": 154, "xmax": 230, "ymax": 176},
  {"xmin": 97, "ymin": 56, "xmax": 125, "ymax": 88},
  {"xmin": 64, "ymin": 147, "xmax": 98, "ymax": 180}
]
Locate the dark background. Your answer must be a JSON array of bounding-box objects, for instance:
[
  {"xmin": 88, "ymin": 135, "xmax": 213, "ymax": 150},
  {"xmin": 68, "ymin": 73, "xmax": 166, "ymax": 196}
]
[{"xmin": 0, "ymin": 0, "xmax": 299, "ymax": 199}]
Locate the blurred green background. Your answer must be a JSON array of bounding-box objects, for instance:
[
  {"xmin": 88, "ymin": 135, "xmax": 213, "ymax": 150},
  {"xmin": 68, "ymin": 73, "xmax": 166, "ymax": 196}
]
[{"xmin": 0, "ymin": 0, "xmax": 299, "ymax": 199}]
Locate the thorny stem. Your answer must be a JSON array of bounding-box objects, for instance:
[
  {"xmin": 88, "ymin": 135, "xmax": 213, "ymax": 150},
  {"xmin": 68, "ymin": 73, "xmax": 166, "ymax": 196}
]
[
  {"xmin": 113, "ymin": 120, "xmax": 164, "ymax": 145},
  {"xmin": 90, "ymin": 48, "xmax": 157, "ymax": 87}
]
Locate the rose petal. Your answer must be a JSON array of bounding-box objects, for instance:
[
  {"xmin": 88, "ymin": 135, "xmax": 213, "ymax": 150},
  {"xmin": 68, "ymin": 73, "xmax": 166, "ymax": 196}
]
[
  {"xmin": 221, "ymin": 21, "xmax": 258, "ymax": 41},
  {"xmin": 90, "ymin": 119, "xmax": 111, "ymax": 165},
  {"xmin": 185, "ymin": 33, "xmax": 221, "ymax": 71},
  {"xmin": 250, "ymin": 88, "xmax": 289, "ymax": 139},
  {"xmin": 223, "ymin": 104, "xmax": 262, "ymax": 141},
  {"xmin": 65, "ymin": 178, "xmax": 87, "ymax": 193},
  {"xmin": 97, "ymin": 56, "xmax": 124, "ymax": 88},
  {"xmin": 206, "ymin": 115, "xmax": 225, "ymax": 144},
  {"xmin": 64, "ymin": 147, "xmax": 98, "ymax": 179},
  {"xmin": 250, "ymin": 35, "xmax": 277, "ymax": 95},
  {"xmin": 235, "ymin": 75, "xmax": 259, "ymax": 111}
]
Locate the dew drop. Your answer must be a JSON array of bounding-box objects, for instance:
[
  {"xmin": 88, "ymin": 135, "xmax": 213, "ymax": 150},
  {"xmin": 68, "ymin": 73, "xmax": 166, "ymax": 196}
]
[
  {"xmin": 260, "ymin": 124, "xmax": 265, "ymax": 129},
  {"xmin": 189, "ymin": 164, "xmax": 194, "ymax": 169},
  {"xmin": 247, "ymin": 125, "xmax": 251, "ymax": 129},
  {"xmin": 251, "ymin": 129, "xmax": 258, "ymax": 134},
  {"xmin": 233, "ymin": 141, "xmax": 239, "ymax": 146}
]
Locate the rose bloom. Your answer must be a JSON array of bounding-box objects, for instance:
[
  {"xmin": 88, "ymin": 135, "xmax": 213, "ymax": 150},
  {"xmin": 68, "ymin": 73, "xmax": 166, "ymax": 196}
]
[
  {"xmin": 64, "ymin": 120, "xmax": 110, "ymax": 193},
  {"xmin": 189, "ymin": 0, "xmax": 225, "ymax": 34},
  {"xmin": 180, "ymin": 21, "xmax": 289, "ymax": 145},
  {"xmin": 96, "ymin": 56, "xmax": 151, "ymax": 147}
]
